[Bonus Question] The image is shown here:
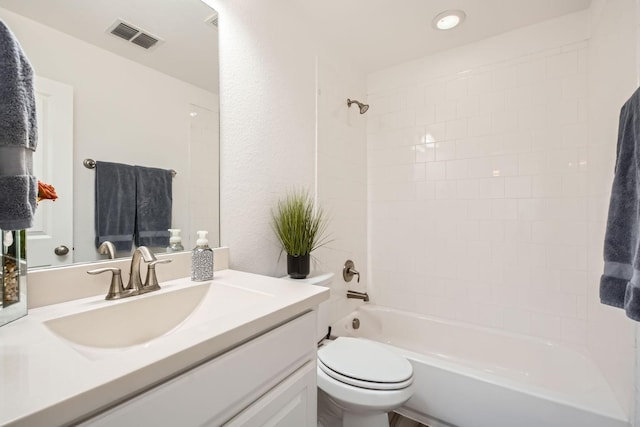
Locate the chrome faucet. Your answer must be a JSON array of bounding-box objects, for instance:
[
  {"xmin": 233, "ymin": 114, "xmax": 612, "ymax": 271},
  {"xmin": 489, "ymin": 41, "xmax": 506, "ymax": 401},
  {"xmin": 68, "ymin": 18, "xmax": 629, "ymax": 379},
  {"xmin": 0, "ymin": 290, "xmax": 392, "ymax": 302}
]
[
  {"xmin": 126, "ymin": 246, "xmax": 157, "ymax": 295},
  {"xmin": 347, "ymin": 290, "xmax": 369, "ymax": 302},
  {"xmin": 98, "ymin": 241, "xmax": 116, "ymax": 259}
]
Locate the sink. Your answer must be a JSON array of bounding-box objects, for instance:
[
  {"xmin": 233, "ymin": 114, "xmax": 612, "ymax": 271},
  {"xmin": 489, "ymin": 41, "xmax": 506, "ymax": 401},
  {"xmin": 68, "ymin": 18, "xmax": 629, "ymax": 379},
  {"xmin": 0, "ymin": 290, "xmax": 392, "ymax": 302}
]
[{"xmin": 44, "ymin": 281, "xmax": 273, "ymax": 349}]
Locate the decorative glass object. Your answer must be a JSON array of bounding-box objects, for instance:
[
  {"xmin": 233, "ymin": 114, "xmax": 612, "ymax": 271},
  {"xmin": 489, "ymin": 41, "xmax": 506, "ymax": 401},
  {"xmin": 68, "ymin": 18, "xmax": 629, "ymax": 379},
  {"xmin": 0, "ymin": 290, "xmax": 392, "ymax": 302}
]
[{"xmin": 0, "ymin": 230, "xmax": 27, "ymax": 327}]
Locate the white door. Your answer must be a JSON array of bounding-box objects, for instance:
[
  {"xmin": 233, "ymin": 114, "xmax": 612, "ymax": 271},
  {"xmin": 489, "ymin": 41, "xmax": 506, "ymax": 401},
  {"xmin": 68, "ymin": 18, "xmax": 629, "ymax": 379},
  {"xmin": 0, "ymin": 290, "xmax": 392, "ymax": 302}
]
[{"xmin": 27, "ymin": 76, "xmax": 74, "ymax": 268}]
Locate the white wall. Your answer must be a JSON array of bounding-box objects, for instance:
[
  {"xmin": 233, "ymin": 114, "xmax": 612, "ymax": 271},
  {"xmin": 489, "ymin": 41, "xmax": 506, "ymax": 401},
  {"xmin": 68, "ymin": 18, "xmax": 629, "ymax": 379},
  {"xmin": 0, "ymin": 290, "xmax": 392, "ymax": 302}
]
[
  {"xmin": 213, "ymin": 0, "xmax": 317, "ymax": 276},
  {"xmin": 213, "ymin": 0, "xmax": 368, "ymax": 302},
  {"xmin": 0, "ymin": 7, "xmax": 219, "ymax": 262},
  {"xmin": 315, "ymin": 57, "xmax": 368, "ymax": 324},
  {"xmin": 586, "ymin": 0, "xmax": 637, "ymax": 417}
]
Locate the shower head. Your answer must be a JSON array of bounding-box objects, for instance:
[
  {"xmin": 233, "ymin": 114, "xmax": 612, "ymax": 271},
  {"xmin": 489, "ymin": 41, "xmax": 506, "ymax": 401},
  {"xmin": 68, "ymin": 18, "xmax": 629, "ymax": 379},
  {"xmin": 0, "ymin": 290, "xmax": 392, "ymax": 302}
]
[{"xmin": 347, "ymin": 98, "xmax": 369, "ymax": 114}]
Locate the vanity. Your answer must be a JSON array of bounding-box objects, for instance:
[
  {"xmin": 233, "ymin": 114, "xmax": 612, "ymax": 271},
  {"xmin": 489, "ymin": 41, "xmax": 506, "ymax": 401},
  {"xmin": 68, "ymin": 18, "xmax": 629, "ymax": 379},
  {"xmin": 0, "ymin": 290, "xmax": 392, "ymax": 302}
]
[{"xmin": 0, "ymin": 251, "xmax": 328, "ymax": 426}]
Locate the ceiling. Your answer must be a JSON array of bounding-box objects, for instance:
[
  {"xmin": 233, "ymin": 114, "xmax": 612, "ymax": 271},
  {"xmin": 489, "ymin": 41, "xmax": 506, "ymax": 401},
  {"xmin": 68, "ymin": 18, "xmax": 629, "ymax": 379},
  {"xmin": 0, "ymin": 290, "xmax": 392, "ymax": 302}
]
[
  {"xmin": 0, "ymin": 0, "xmax": 219, "ymax": 93},
  {"xmin": 296, "ymin": 0, "xmax": 593, "ymax": 73},
  {"xmin": 0, "ymin": 0, "xmax": 593, "ymax": 88}
]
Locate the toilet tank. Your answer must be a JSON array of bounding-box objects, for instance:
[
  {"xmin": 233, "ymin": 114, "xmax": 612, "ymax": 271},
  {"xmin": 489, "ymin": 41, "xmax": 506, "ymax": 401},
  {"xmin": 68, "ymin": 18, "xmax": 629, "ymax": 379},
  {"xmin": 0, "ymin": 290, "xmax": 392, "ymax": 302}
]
[{"xmin": 283, "ymin": 273, "xmax": 333, "ymax": 342}]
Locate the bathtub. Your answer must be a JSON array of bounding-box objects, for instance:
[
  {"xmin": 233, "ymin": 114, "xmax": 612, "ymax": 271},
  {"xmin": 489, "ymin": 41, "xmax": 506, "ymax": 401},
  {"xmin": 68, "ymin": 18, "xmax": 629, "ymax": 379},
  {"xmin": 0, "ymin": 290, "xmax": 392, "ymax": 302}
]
[{"xmin": 330, "ymin": 305, "xmax": 628, "ymax": 427}]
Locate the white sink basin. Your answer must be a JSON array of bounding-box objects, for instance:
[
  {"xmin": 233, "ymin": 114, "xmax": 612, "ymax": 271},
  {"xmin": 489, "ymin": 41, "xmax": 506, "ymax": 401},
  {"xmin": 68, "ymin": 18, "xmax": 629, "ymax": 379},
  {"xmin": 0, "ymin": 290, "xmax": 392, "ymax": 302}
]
[{"xmin": 44, "ymin": 281, "xmax": 273, "ymax": 349}]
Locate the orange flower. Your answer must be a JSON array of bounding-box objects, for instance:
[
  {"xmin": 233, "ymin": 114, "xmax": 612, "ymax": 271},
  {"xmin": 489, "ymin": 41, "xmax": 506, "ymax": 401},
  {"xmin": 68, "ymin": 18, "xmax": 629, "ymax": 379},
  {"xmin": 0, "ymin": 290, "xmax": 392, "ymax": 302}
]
[{"xmin": 37, "ymin": 181, "xmax": 58, "ymax": 202}]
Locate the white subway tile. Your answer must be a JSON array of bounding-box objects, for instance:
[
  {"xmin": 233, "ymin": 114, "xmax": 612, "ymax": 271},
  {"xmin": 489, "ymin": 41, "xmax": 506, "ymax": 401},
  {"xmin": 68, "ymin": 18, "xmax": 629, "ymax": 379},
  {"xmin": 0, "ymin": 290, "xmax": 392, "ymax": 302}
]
[
  {"xmin": 435, "ymin": 141, "xmax": 457, "ymax": 161},
  {"xmin": 491, "ymin": 199, "xmax": 518, "ymax": 220},
  {"xmin": 446, "ymin": 78, "xmax": 468, "ymax": 100},
  {"xmin": 547, "ymin": 51, "xmax": 578, "ymax": 78},
  {"xmin": 468, "ymin": 199, "xmax": 493, "ymax": 220},
  {"xmin": 435, "ymin": 100, "xmax": 457, "ymax": 123},
  {"xmin": 413, "ymin": 163, "xmax": 426, "ymax": 181},
  {"xmin": 446, "ymin": 118, "xmax": 469, "ymax": 140},
  {"xmin": 416, "ymin": 181, "xmax": 436, "ymax": 200},
  {"xmin": 436, "ymin": 181, "xmax": 458, "ymax": 199},
  {"xmin": 446, "ymin": 159, "xmax": 469, "ymax": 180},
  {"xmin": 518, "ymin": 152, "xmax": 546, "ymax": 175},
  {"xmin": 468, "ymin": 72, "xmax": 493, "ymax": 96},
  {"xmin": 415, "ymin": 143, "xmax": 436, "ymax": 163},
  {"xmin": 478, "ymin": 177, "xmax": 505, "ymax": 199},
  {"xmin": 458, "ymin": 179, "xmax": 480, "ymax": 199},
  {"xmin": 561, "ymin": 317, "xmax": 586, "ymax": 345},
  {"xmin": 457, "ymin": 95, "xmax": 480, "ymax": 118},
  {"xmin": 468, "ymin": 114, "xmax": 493, "ymax": 137},
  {"xmin": 426, "ymin": 161, "xmax": 447, "ymax": 180},
  {"xmin": 505, "ymin": 176, "xmax": 532, "ymax": 198}
]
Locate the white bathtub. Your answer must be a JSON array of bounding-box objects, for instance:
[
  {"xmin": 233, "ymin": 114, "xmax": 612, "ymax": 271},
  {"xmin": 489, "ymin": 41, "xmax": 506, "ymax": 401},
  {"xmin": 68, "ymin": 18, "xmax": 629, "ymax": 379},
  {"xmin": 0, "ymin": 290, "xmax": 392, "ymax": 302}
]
[{"xmin": 330, "ymin": 305, "xmax": 628, "ymax": 427}]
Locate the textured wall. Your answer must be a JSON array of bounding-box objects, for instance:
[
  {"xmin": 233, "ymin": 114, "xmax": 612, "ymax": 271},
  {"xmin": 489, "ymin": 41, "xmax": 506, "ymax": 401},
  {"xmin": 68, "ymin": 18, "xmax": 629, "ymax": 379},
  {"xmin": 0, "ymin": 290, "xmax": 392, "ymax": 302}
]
[
  {"xmin": 215, "ymin": 0, "xmax": 317, "ymax": 276},
  {"xmin": 214, "ymin": 0, "xmax": 368, "ymax": 294}
]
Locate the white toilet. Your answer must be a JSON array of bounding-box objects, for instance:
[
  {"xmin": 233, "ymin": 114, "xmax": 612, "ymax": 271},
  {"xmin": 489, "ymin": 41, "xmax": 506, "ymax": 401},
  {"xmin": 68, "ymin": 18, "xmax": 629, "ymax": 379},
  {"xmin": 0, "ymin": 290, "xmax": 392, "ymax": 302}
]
[{"xmin": 286, "ymin": 273, "xmax": 414, "ymax": 427}]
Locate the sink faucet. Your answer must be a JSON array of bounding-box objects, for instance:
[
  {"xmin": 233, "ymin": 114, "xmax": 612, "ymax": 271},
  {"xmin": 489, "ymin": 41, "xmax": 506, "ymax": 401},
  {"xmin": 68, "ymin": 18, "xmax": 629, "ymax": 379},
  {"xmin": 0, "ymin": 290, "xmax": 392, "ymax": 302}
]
[
  {"xmin": 97, "ymin": 241, "xmax": 116, "ymax": 259},
  {"xmin": 347, "ymin": 290, "xmax": 369, "ymax": 302},
  {"xmin": 126, "ymin": 246, "xmax": 156, "ymax": 294}
]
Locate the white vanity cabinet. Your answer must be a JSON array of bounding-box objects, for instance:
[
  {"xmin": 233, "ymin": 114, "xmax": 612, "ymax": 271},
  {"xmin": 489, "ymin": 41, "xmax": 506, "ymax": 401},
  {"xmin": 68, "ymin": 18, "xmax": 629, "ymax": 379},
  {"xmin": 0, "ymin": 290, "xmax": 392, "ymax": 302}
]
[{"xmin": 80, "ymin": 311, "xmax": 318, "ymax": 427}]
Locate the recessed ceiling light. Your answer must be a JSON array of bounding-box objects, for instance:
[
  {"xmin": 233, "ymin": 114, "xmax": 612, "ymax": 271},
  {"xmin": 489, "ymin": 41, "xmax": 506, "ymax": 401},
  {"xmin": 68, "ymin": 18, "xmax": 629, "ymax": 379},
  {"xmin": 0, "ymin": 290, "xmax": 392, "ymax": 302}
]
[{"xmin": 433, "ymin": 10, "xmax": 466, "ymax": 30}]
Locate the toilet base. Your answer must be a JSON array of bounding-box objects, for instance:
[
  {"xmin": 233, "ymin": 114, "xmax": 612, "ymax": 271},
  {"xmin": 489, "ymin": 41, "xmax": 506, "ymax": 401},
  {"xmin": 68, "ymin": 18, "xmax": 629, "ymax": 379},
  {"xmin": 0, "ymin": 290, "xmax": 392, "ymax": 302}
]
[{"xmin": 318, "ymin": 388, "xmax": 390, "ymax": 427}]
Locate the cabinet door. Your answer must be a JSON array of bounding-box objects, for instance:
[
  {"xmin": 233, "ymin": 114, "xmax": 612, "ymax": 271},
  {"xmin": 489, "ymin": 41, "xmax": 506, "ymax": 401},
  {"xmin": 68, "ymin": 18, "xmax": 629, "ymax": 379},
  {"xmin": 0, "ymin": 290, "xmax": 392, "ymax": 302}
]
[
  {"xmin": 224, "ymin": 361, "xmax": 317, "ymax": 427},
  {"xmin": 79, "ymin": 312, "xmax": 316, "ymax": 426}
]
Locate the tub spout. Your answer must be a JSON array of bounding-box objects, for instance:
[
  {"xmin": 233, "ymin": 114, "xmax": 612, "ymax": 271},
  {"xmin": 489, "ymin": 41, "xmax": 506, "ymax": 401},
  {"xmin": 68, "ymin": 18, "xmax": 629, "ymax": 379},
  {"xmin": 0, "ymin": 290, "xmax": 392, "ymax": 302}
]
[{"xmin": 347, "ymin": 290, "xmax": 369, "ymax": 302}]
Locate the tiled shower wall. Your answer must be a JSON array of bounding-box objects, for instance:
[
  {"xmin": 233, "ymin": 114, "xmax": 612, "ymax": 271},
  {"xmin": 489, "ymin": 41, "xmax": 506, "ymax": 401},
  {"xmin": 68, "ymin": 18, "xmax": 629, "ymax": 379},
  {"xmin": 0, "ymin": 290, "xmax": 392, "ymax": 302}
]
[{"xmin": 367, "ymin": 12, "xmax": 593, "ymax": 346}]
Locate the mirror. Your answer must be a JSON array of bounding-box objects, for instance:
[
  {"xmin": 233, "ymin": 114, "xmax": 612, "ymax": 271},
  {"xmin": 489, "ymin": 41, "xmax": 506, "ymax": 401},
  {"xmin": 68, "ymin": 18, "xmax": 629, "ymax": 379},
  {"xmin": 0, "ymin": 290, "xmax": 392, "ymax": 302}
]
[{"xmin": 0, "ymin": 0, "xmax": 220, "ymax": 268}]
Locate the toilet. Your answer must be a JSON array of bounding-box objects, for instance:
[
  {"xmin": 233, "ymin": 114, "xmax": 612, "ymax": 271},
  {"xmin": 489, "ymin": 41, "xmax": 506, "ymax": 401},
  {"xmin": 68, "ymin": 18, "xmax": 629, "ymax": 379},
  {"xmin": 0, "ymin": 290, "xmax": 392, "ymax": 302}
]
[{"xmin": 285, "ymin": 273, "xmax": 414, "ymax": 427}]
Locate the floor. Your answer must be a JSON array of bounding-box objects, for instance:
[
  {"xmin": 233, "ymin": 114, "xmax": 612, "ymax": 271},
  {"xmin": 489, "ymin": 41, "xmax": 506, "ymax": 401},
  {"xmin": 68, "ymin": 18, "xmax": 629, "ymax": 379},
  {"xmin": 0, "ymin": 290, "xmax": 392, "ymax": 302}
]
[{"xmin": 389, "ymin": 412, "xmax": 429, "ymax": 427}]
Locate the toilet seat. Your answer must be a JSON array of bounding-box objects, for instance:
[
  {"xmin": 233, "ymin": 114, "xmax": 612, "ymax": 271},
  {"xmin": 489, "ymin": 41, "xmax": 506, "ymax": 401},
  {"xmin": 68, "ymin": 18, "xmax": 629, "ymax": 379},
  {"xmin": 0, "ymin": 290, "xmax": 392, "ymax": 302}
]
[{"xmin": 317, "ymin": 337, "xmax": 413, "ymax": 391}]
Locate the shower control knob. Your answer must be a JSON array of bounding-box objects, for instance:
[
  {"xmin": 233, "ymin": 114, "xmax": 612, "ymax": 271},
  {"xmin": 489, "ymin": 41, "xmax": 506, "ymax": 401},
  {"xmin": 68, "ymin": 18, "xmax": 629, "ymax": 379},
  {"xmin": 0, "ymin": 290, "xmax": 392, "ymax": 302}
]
[{"xmin": 54, "ymin": 245, "xmax": 69, "ymax": 256}]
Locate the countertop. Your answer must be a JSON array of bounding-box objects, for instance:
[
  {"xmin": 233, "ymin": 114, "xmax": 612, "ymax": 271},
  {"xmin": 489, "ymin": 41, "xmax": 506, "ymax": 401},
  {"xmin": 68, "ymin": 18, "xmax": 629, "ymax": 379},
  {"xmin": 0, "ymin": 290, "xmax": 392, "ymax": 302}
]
[{"xmin": 0, "ymin": 269, "xmax": 329, "ymax": 426}]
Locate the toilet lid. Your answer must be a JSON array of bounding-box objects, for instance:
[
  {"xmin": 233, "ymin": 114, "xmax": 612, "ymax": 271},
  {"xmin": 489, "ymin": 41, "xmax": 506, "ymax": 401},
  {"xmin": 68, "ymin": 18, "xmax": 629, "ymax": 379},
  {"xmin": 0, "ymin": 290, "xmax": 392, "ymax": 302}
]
[{"xmin": 317, "ymin": 337, "xmax": 413, "ymax": 388}]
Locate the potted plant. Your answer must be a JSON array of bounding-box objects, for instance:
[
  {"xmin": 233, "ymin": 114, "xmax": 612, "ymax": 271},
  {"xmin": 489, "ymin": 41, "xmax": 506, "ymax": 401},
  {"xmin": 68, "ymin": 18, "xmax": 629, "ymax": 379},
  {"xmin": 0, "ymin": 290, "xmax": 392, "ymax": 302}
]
[{"xmin": 272, "ymin": 189, "xmax": 329, "ymax": 279}]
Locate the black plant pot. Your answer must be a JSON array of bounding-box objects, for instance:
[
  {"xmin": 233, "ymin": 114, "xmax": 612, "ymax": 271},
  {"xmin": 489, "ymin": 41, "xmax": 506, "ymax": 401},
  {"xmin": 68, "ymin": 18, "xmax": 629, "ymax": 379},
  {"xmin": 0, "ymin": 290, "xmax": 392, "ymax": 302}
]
[{"xmin": 287, "ymin": 254, "xmax": 310, "ymax": 279}]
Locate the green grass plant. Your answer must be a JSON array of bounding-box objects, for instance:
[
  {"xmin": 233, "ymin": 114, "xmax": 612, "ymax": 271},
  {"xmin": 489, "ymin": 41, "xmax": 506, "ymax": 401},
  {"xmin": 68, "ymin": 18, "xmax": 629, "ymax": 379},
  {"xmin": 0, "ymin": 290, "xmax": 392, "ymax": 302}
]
[{"xmin": 272, "ymin": 190, "xmax": 329, "ymax": 256}]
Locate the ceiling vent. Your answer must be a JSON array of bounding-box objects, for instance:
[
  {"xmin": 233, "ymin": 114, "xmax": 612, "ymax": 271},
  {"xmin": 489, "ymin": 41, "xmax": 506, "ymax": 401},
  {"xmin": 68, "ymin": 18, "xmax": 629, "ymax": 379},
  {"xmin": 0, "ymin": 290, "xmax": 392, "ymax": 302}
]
[
  {"xmin": 107, "ymin": 19, "xmax": 163, "ymax": 50},
  {"xmin": 205, "ymin": 11, "xmax": 219, "ymax": 28}
]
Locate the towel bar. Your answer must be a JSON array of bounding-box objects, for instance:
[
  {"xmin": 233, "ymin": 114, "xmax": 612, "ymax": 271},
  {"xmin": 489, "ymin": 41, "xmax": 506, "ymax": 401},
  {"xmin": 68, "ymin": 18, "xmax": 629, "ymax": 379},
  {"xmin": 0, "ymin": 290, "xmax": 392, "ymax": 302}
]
[{"xmin": 83, "ymin": 158, "xmax": 176, "ymax": 177}]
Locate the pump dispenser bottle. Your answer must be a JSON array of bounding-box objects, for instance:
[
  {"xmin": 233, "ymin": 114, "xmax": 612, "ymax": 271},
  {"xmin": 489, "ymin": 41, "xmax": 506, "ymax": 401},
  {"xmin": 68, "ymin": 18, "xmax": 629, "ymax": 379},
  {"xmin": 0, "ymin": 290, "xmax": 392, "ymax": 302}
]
[
  {"xmin": 191, "ymin": 230, "xmax": 213, "ymax": 281},
  {"xmin": 167, "ymin": 229, "xmax": 185, "ymax": 252}
]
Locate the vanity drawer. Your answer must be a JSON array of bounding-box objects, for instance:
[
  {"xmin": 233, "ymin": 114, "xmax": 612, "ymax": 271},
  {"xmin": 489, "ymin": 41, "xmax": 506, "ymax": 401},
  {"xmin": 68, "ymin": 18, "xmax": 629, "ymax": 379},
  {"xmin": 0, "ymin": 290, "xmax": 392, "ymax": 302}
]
[{"xmin": 80, "ymin": 311, "xmax": 317, "ymax": 426}]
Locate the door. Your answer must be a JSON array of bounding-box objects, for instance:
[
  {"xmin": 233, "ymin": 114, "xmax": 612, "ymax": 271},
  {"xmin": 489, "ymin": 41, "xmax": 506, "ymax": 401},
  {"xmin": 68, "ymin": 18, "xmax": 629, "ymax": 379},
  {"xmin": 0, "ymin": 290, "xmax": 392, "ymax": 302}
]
[{"xmin": 27, "ymin": 76, "xmax": 74, "ymax": 268}]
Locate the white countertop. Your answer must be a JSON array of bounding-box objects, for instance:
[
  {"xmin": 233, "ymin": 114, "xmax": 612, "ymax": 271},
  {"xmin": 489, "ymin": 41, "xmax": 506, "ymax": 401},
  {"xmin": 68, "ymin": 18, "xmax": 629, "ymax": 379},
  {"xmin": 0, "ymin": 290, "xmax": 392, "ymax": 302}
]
[{"xmin": 0, "ymin": 269, "xmax": 329, "ymax": 427}]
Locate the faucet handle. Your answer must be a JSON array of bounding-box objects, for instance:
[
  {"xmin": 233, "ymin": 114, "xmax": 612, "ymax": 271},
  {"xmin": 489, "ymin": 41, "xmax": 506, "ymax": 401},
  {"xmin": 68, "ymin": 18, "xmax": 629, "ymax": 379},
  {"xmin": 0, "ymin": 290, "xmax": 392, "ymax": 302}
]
[
  {"xmin": 144, "ymin": 259, "xmax": 172, "ymax": 292},
  {"xmin": 87, "ymin": 267, "xmax": 128, "ymax": 300},
  {"xmin": 343, "ymin": 260, "xmax": 360, "ymax": 283}
]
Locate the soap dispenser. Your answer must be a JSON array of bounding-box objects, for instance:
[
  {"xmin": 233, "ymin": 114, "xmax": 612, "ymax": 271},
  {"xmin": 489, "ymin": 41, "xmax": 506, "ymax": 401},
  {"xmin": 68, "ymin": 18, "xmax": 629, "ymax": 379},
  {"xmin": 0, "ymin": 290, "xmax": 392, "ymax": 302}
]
[
  {"xmin": 167, "ymin": 229, "xmax": 185, "ymax": 252},
  {"xmin": 191, "ymin": 230, "xmax": 213, "ymax": 281}
]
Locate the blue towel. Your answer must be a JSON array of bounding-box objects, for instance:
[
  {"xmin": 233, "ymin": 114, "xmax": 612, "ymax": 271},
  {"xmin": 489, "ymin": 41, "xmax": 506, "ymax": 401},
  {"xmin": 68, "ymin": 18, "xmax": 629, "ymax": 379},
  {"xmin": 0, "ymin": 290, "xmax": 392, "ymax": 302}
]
[
  {"xmin": 601, "ymin": 87, "xmax": 640, "ymax": 320},
  {"xmin": 0, "ymin": 20, "xmax": 37, "ymax": 230},
  {"xmin": 94, "ymin": 161, "xmax": 136, "ymax": 253},
  {"xmin": 134, "ymin": 165, "xmax": 172, "ymax": 248}
]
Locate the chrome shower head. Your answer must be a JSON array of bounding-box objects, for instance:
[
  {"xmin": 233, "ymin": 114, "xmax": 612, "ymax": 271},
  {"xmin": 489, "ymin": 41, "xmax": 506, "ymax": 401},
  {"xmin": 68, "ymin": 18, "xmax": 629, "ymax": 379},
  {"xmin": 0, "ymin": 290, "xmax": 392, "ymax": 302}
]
[{"xmin": 347, "ymin": 98, "xmax": 369, "ymax": 114}]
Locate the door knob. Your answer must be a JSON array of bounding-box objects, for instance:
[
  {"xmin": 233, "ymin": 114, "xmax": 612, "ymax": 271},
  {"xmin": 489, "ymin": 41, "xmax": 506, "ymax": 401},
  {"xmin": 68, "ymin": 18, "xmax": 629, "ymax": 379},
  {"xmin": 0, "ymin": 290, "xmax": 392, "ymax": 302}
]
[{"xmin": 54, "ymin": 245, "xmax": 69, "ymax": 256}]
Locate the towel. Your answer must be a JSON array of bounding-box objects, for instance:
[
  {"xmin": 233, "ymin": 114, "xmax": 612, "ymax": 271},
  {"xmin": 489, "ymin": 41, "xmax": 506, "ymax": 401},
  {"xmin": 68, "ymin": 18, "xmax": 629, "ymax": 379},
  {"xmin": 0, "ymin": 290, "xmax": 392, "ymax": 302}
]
[
  {"xmin": 94, "ymin": 161, "xmax": 136, "ymax": 253},
  {"xmin": 0, "ymin": 20, "xmax": 37, "ymax": 230},
  {"xmin": 601, "ymin": 87, "xmax": 640, "ymax": 320},
  {"xmin": 134, "ymin": 165, "xmax": 172, "ymax": 248}
]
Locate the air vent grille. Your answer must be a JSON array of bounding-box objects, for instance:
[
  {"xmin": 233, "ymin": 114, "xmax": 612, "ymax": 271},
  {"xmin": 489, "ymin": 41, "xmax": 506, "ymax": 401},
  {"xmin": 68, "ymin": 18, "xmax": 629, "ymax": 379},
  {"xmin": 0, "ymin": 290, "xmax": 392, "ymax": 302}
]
[
  {"xmin": 107, "ymin": 19, "xmax": 163, "ymax": 50},
  {"xmin": 111, "ymin": 22, "xmax": 138, "ymax": 41},
  {"xmin": 131, "ymin": 33, "xmax": 159, "ymax": 49}
]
